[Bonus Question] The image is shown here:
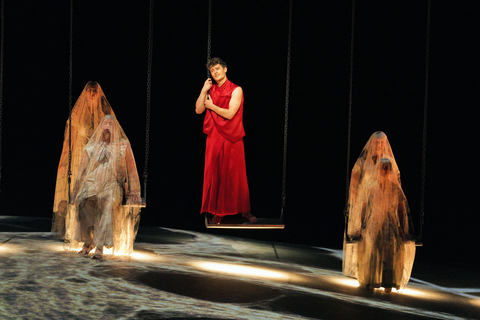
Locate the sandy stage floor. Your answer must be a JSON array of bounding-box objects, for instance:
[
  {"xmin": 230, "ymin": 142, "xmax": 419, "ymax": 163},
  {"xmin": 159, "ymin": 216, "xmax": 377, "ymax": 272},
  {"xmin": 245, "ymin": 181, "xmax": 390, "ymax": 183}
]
[{"xmin": 1, "ymin": 216, "xmax": 479, "ymax": 319}]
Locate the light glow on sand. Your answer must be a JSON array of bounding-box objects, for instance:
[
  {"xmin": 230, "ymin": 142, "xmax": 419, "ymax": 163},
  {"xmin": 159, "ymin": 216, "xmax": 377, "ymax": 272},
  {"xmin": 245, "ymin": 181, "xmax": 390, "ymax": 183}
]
[
  {"xmin": 0, "ymin": 244, "xmax": 13, "ymax": 253},
  {"xmin": 191, "ymin": 261, "xmax": 291, "ymax": 281},
  {"xmin": 103, "ymin": 247, "xmax": 160, "ymax": 261},
  {"xmin": 330, "ymin": 277, "xmax": 445, "ymax": 298},
  {"xmin": 402, "ymin": 287, "xmax": 435, "ymax": 297},
  {"xmin": 41, "ymin": 242, "xmax": 162, "ymax": 261},
  {"xmin": 130, "ymin": 250, "xmax": 163, "ymax": 261},
  {"xmin": 44, "ymin": 243, "xmax": 66, "ymax": 252},
  {"xmin": 330, "ymin": 277, "xmax": 360, "ymax": 288}
]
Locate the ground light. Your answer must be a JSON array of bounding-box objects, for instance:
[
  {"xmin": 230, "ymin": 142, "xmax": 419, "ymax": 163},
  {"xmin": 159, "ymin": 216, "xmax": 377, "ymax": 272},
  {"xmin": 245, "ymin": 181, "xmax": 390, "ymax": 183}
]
[{"xmin": 190, "ymin": 261, "xmax": 292, "ymax": 282}]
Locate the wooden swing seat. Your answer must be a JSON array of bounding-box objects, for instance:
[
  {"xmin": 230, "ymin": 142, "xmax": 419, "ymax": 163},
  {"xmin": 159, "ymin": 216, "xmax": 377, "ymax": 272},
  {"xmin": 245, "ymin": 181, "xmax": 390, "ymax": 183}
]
[
  {"xmin": 123, "ymin": 198, "xmax": 146, "ymax": 208},
  {"xmin": 205, "ymin": 215, "xmax": 284, "ymax": 229},
  {"xmin": 345, "ymin": 235, "xmax": 423, "ymax": 247},
  {"xmin": 123, "ymin": 203, "xmax": 146, "ymax": 208}
]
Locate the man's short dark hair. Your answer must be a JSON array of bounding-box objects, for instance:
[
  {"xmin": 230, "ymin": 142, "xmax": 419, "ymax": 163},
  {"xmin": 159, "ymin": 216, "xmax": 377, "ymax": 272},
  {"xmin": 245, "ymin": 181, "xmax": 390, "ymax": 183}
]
[{"xmin": 206, "ymin": 57, "xmax": 227, "ymax": 70}]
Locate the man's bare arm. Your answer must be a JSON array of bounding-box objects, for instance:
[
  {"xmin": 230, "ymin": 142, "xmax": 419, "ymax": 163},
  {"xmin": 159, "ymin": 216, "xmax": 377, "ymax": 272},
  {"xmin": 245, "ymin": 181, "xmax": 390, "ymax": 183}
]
[
  {"xmin": 195, "ymin": 79, "xmax": 212, "ymax": 114},
  {"xmin": 204, "ymin": 87, "xmax": 243, "ymax": 120}
]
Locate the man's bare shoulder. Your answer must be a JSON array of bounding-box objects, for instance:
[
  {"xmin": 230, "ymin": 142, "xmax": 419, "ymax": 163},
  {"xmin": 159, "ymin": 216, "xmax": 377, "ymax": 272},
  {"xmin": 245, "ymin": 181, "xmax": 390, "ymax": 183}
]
[{"xmin": 232, "ymin": 86, "xmax": 243, "ymax": 95}]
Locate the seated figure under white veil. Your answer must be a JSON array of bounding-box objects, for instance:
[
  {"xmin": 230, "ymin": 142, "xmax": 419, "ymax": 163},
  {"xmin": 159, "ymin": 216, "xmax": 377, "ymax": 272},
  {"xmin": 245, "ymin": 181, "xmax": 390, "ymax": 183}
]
[
  {"xmin": 52, "ymin": 81, "xmax": 115, "ymax": 239},
  {"xmin": 356, "ymin": 158, "xmax": 415, "ymax": 292},
  {"xmin": 70, "ymin": 114, "xmax": 142, "ymax": 259}
]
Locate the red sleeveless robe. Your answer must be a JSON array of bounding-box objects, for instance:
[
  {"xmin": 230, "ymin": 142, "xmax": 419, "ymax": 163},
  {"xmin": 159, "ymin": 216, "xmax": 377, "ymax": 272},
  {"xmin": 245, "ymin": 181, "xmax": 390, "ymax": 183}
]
[{"xmin": 201, "ymin": 79, "xmax": 251, "ymax": 216}]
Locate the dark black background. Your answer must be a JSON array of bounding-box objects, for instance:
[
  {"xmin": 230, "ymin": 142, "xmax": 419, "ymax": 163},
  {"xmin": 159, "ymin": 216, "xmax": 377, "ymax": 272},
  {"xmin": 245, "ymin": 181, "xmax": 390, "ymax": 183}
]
[{"xmin": 1, "ymin": 1, "xmax": 478, "ymax": 261}]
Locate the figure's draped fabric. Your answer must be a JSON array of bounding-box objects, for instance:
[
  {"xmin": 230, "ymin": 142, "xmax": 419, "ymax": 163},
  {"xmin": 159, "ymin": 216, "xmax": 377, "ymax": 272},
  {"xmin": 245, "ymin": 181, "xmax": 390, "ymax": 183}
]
[
  {"xmin": 356, "ymin": 165, "xmax": 415, "ymax": 291},
  {"xmin": 343, "ymin": 132, "xmax": 399, "ymax": 278},
  {"xmin": 342, "ymin": 132, "xmax": 415, "ymax": 291},
  {"xmin": 52, "ymin": 82, "xmax": 115, "ymax": 239},
  {"xmin": 70, "ymin": 115, "xmax": 142, "ymax": 255},
  {"xmin": 201, "ymin": 79, "xmax": 250, "ymax": 217},
  {"xmin": 347, "ymin": 132, "xmax": 400, "ymax": 239}
]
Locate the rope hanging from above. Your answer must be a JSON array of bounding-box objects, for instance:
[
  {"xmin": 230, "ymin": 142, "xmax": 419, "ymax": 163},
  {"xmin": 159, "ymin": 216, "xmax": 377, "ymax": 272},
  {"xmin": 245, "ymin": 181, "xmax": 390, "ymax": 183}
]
[
  {"xmin": 0, "ymin": 0, "xmax": 4, "ymax": 192},
  {"xmin": 343, "ymin": 0, "xmax": 356, "ymax": 227},
  {"xmin": 419, "ymin": 0, "xmax": 431, "ymax": 243},
  {"xmin": 67, "ymin": 0, "xmax": 73, "ymax": 201},
  {"xmin": 142, "ymin": 0, "xmax": 154, "ymax": 205},
  {"xmin": 206, "ymin": 0, "xmax": 212, "ymax": 77},
  {"xmin": 280, "ymin": 0, "xmax": 293, "ymax": 220}
]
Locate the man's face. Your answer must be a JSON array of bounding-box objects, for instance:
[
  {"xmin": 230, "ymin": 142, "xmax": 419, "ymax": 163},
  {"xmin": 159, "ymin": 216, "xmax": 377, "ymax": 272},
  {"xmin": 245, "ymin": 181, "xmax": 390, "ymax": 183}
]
[
  {"xmin": 86, "ymin": 85, "xmax": 98, "ymax": 100},
  {"xmin": 209, "ymin": 64, "xmax": 227, "ymax": 83}
]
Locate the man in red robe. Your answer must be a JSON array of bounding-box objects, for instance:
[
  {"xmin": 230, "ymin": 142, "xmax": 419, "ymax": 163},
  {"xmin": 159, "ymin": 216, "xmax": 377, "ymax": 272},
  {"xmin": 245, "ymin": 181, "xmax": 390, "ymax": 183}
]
[{"xmin": 195, "ymin": 57, "xmax": 256, "ymax": 224}]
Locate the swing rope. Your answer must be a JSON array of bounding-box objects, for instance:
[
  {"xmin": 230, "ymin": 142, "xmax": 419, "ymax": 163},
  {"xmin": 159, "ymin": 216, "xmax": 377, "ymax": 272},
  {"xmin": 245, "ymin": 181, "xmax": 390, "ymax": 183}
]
[
  {"xmin": 0, "ymin": 0, "xmax": 4, "ymax": 192},
  {"xmin": 343, "ymin": 0, "xmax": 356, "ymax": 229},
  {"xmin": 206, "ymin": 0, "xmax": 212, "ymax": 75},
  {"xmin": 419, "ymin": 0, "xmax": 431, "ymax": 242},
  {"xmin": 280, "ymin": 0, "xmax": 293, "ymax": 220},
  {"xmin": 67, "ymin": 0, "xmax": 73, "ymax": 202},
  {"xmin": 142, "ymin": 0, "xmax": 154, "ymax": 204}
]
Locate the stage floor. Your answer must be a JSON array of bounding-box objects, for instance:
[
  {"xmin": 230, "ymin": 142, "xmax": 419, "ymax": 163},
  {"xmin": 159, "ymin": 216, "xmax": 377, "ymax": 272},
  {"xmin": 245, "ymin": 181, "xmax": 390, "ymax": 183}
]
[{"xmin": 1, "ymin": 216, "xmax": 479, "ymax": 319}]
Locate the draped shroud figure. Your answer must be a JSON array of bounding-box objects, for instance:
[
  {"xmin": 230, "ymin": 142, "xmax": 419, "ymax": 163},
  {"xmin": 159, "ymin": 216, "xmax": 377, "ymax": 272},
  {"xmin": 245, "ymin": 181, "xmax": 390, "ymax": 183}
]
[
  {"xmin": 70, "ymin": 115, "xmax": 142, "ymax": 256},
  {"xmin": 357, "ymin": 158, "xmax": 415, "ymax": 291},
  {"xmin": 347, "ymin": 132, "xmax": 400, "ymax": 240},
  {"xmin": 343, "ymin": 132, "xmax": 415, "ymax": 291},
  {"xmin": 52, "ymin": 81, "xmax": 115, "ymax": 240}
]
